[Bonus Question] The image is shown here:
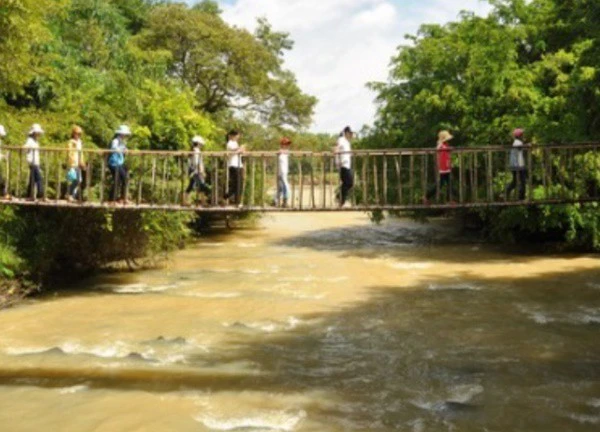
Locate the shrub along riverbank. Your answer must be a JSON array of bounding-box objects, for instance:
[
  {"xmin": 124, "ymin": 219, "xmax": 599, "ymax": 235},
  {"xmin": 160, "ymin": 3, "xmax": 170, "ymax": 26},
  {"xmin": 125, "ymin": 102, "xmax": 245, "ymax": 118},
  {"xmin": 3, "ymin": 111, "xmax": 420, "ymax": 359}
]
[{"xmin": 0, "ymin": 207, "xmax": 197, "ymax": 308}]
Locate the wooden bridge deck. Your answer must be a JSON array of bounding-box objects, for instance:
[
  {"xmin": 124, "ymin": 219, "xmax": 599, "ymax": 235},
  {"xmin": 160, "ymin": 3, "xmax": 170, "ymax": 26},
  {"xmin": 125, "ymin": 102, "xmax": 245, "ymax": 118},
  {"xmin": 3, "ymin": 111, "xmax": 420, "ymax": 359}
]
[{"xmin": 0, "ymin": 144, "xmax": 598, "ymax": 212}]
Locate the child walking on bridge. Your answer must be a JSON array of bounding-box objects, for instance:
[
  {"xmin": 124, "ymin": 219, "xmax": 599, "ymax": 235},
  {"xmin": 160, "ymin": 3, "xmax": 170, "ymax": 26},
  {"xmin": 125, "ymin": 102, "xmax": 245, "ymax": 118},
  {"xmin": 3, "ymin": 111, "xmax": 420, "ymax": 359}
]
[
  {"xmin": 108, "ymin": 125, "xmax": 131, "ymax": 204},
  {"xmin": 506, "ymin": 128, "xmax": 527, "ymax": 201},
  {"xmin": 24, "ymin": 124, "xmax": 45, "ymax": 201},
  {"xmin": 277, "ymin": 137, "xmax": 292, "ymax": 208},
  {"xmin": 184, "ymin": 136, "xmax": 212, "ymax": 206},
  {"xmin": 425, "ymin": 130, "xmax": 454, "ymax": 204}
]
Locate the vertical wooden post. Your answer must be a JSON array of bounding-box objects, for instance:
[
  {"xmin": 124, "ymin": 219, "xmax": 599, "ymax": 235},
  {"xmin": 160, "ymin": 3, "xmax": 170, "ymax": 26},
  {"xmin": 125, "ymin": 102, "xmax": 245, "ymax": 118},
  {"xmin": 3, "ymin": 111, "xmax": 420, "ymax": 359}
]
[
  {"xmin": 322, "ymin": 154, "xmax": 327, "ymax": 209},
  {"xmin": 5, "ymin": 150, "xmax": 10, "ymax": 198},
  {"xmin": 55, "ymin": 151, "xmax": 60, "ymax": 202},
  {"xmin": 373, "ymin": 155, "xmax": 379, "ymax": 205},
  {"xmin": 569, "ymin": 148, "xmax": 575, "ymax": 201},
  {"xmin": 487, "ymin": 149, "xmax": 493, "ymax": 202},
  {"xmin": 310, "ymin": 154, "xmax": 316, "ymax": 209},
  {"xmin": 473, "ymin": 152, "xmax": 479, "ymax": 202},
  {"xmin": 329, "ymin": 157, "xmax": 335, "ymax": 208},
  {"xmin": 261, "ymin": 155, "xmax": 266, "ymax": 208},
  {"xmin": 44, "ymin": 151, "xmax": 50, "ymax": 200},
  {"xmin": 100, "ymin": 156, "xmax": 106, "ymax": 204},
  {"xmin": 362, "ymin": 153, "xmax": 368, "ymax": 205},
  {"xmin": 180, "ymin": 155, "xmax": 185, "ymax": 206},
  {"xmin": 250, "ymin": 157, "xmax": 256, "ymax": 207},
  {"xmin": 383, "ymin": 154, "xmax": 388, "ymax": 206},
  {"xmin": 409, "ymin": 154, "xmax": 415, "ymax": 204},
  {"xmin": 138, "ymin": 155, "xmax": 144, "ymax": 206},
  {"xmin": 527, "ymin": 146, "xmax": 533, "ymax": 203},
  {"xmin": 395, "ymin": 155, "xmax": 403, "ymax": 205},
  {"xmin": 17, "ymin": 149, "xmax": 22, "ymax": 199},
  {"xmin": 298, "ymin": 156, "xmax": 304, "ymax": 210},
  {"xmin": 422, "ymin": 153, "xmax": 428, "ymax": 203},
  {"xmin": 459, "ymin": 152, "xmax": 464, "ymax": 204}
]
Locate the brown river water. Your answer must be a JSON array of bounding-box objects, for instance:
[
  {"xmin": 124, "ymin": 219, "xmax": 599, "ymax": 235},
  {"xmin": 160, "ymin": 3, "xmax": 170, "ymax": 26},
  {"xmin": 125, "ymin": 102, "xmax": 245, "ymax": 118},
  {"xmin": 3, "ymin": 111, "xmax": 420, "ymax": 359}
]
[{"xmin": 1, "ymin": 214, "xmax": 600, "ymax": 431}]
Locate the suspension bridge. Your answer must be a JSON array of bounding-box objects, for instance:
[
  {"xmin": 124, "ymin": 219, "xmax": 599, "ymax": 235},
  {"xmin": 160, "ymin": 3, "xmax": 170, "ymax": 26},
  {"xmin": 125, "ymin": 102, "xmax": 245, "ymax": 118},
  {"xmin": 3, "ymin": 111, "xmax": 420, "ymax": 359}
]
[{"xmin": 0, "ymin": 144, "xmax": 598, "ymax": 213}]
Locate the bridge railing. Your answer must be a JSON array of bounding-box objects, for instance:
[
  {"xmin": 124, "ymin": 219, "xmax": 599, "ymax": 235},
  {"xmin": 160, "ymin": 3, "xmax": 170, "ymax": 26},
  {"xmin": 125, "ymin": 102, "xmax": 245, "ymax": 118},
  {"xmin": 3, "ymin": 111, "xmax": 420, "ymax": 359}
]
[{"xmin": 0, "ymin": 144, "xmax": 599, "ymax": 210}]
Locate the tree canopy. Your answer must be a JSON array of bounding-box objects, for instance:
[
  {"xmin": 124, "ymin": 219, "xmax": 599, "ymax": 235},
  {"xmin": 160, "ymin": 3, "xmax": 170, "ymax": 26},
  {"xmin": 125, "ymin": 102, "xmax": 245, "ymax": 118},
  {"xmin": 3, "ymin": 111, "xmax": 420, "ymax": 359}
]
[{"xmin": 366, "ymin": 0, "xmax": 600, "ymax": 149}]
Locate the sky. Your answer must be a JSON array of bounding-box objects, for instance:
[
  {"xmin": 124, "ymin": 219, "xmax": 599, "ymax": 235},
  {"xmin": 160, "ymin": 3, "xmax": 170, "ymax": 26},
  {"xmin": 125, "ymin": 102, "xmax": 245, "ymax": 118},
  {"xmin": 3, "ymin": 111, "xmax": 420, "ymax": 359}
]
[{"xmin": 189, "ymin": 0, "xmax": 493, "ymax": 133}]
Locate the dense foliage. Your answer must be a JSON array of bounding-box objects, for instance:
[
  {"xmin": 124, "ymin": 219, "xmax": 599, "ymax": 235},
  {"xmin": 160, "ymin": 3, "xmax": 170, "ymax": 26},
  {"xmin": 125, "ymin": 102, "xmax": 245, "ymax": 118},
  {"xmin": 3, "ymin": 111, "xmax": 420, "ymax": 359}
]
[
  {"xmin": 0, "ymin": 0, "xmax": 317, "ymax": 286},
  {"xmin": 364, "ymin": 0, "xmax": 600, "ymax": 249}
]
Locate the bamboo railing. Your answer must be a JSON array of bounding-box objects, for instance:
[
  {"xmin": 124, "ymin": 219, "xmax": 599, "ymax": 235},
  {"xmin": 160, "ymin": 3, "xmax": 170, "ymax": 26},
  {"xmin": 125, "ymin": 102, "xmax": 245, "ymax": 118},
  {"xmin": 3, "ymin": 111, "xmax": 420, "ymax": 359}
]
[{"xmin": 0, "ymin": 144, "xmax": 599, "ymax": 212}]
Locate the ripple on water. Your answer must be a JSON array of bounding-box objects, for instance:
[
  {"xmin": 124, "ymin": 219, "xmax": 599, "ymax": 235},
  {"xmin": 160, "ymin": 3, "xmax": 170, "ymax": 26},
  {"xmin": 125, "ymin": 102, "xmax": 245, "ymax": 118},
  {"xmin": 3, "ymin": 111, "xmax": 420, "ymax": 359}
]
[{"xmin": 195, "ymin": 410, "xmax": 306, "ymax": 431}]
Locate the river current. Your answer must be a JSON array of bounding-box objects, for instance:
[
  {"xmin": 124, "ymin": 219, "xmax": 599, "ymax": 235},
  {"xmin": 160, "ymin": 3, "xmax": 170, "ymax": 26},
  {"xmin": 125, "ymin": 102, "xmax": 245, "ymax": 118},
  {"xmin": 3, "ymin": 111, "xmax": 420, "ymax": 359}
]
[{"xmin": 0, "ymin": 214, "xmax": 599, "ymax": 431}]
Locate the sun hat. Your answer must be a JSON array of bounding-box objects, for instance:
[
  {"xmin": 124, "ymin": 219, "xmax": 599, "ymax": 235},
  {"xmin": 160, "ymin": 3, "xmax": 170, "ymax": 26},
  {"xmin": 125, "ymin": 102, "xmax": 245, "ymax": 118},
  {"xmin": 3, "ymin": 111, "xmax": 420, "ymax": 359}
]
[
  {"xmin": 72, "ymin": 125, "xmax": 83, "ymax": 136},
  {"xmin": 438, "ymin": 130, "xmax": 454, "ymax": 143},
  {"xmin": 192, "ymin": 136, "xmax": 206, "ymax": 145},
  {"xmin": 0, "ymin": 125, "xmax": 6, "ymax": 137},
  {"xmin": 29, "ymin": 124, "xmax": 44, "ymax": 135},
  {"xmin": 115, "ymin": 125, "xmax": 132, "ymax": 136},
  {"xmin": 513, "ymin": 128, "xmax": 524, "ymax": 138},
  {"xmin": 280, "ymin": 137, "xmax": 292, "ymax": 146}
]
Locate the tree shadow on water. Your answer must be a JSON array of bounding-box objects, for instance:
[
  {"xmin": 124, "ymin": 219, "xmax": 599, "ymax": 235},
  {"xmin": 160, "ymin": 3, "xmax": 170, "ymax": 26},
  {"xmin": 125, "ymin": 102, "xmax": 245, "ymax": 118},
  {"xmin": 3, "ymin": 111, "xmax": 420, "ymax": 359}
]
[
  {"xmin": 203, "ymin": 267, "xmax": 600, "ymax": 431},
  {"xmin": 272, "ymin": 220, "xmax": 600, "ymax": 265}
]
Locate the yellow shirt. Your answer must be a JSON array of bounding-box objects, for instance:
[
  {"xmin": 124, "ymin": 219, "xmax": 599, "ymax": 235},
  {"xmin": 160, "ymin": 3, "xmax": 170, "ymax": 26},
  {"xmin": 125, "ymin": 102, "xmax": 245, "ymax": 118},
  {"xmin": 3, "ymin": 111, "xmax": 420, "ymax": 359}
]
[{"xmin": 68, "ymin": 139, "xmax": 85, "ymax": 168}]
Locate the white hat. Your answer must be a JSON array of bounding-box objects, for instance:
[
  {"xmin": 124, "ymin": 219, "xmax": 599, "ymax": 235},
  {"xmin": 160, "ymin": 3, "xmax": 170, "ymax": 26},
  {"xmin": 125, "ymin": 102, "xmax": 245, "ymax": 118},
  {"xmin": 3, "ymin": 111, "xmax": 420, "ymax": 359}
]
[
  {"xmin": 115, "ymin": 125, "xmax": 132, "ymax": 136},
  {"xmin": 192, "ymin": 136, "xmax": 205, "ymax": 145},
  {"xmin": 29, "ymin": 124, "xmax": 44, "ymax": 135},
  {"xmin": 0, "ymin": 125, "xmax": 6, "ymax": 137}
]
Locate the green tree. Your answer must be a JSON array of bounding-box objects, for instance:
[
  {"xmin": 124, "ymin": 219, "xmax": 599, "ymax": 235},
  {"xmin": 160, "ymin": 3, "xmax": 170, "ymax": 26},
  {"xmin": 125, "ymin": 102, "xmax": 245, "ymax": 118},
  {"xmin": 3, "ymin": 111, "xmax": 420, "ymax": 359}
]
[{"xmin": 135, "ymin": 4, "xmax": 317, "ymax": 128}]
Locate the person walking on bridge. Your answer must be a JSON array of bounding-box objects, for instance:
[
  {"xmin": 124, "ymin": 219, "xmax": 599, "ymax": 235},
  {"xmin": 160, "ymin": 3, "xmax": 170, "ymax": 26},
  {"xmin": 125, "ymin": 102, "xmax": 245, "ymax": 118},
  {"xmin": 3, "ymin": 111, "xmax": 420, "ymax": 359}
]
[
  {"xmin": 336, "ymin": 126, "xmax": 354, "ymax": 207},
  {"xmin": 0, "ymin": 125, "xmax": 10, "ymax": 200},
  {"xmin": 277, "ymin": 137, "xmax": 292, "ymax": 208},
  {"xmin": 184, "ymin": 136, "xmax": 212, "ymax": 206},
  {"xmin": 108, "ymin": 125, "xmax": 131, "ymax": 204},
  {"xmin": 24, "ymin": 124, "xmax": 45, "ymax": 201},
  {"xmin": 67, "ymin": 125, "xmax": 85, "ymax": 202},
  {"xmin": 425, "ymin": 130, "xmax": 454, "ymax": 204},
  {"xmin": 224, "ymin": 130, "xmax": 246, "ymax": 206},
  {"xmin": 506, "ymin": 128, "xmax": 527, "ymax": 201}
]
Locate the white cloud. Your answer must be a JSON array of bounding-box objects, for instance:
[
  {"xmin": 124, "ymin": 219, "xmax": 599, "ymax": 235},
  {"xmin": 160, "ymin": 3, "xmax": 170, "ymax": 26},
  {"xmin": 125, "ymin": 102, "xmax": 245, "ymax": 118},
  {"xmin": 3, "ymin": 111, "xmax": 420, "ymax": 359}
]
[{"xmin": 217, "ymin": 0, "xmax": 492, "ymax": 132}]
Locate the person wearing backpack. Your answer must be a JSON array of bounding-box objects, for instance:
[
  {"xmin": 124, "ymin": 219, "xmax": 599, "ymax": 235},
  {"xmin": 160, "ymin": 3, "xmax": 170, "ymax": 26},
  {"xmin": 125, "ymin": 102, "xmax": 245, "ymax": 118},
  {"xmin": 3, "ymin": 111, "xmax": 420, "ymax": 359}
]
[
  {"xmin": 24, "ymin": 124, "xmax": 45, "ymax": 201},
  {"xmin": 108, "ymin": 125, "xmax": 131, "ymax": 204},
  {"xmin": 184, "ymin": 136, "xmax": 212, "ymax": 206}
]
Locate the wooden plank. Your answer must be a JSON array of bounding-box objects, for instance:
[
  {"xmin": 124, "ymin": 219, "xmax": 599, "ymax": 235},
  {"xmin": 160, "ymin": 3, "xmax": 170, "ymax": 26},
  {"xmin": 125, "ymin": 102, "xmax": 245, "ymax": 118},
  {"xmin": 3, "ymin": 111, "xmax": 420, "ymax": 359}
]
[{"xmin": 55, "ymin": 152, "xmax": 60, "ymax": 202}]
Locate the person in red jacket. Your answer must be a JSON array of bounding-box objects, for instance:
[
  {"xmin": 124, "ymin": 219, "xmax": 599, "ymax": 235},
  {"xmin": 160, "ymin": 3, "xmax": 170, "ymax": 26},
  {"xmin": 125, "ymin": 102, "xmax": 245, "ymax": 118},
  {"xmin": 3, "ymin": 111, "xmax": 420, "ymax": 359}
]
[{"xmin": 425, "ymin": 130, "xmax": 454, "ymax": 203}]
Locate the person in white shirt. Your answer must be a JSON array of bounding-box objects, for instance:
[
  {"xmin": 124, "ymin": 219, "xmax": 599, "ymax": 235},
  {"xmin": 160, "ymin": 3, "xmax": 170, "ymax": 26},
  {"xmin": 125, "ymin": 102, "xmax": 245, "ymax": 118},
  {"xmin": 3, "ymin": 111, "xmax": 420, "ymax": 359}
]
[
  {"xmin": 506, "ymin": 128, "xmax": 527, "ymax": 201},
  {"xmin": 0, "ymin": 125, "xmax": 9, "ymax": 200},
  {"xmin": 277, "ymin": 137, "xmax": 292, "ymax": 208},
  {"xmin": 24, "ymin": 124, "xmax": 45, "ymax": 200},
  {"xmin": 336, "ymin": 126, "xmax": 355, "ymax": 206},
  {"xmin": 184, "ymin": 136, "xmax": 211, "ymax": 205},
  {"xmin": 224, "ymin": 130, "xmax": 246, "ymax": 205}
]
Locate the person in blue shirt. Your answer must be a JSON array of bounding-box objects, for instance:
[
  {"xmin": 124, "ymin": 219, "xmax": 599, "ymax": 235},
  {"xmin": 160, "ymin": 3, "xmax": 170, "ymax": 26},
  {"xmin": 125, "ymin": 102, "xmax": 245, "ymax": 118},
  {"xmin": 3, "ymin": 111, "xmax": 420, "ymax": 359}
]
[{"xmin": 108, "ymin": 125, "xmax": 131, "ymax": 204}]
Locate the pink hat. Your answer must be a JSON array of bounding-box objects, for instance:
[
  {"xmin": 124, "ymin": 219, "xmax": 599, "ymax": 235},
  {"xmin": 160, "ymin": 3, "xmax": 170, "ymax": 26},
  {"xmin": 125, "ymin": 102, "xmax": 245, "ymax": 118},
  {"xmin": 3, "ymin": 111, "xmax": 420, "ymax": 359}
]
[{"xmin": 513, "ymin": 128, "xmax": 524, "ymax": 138}]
